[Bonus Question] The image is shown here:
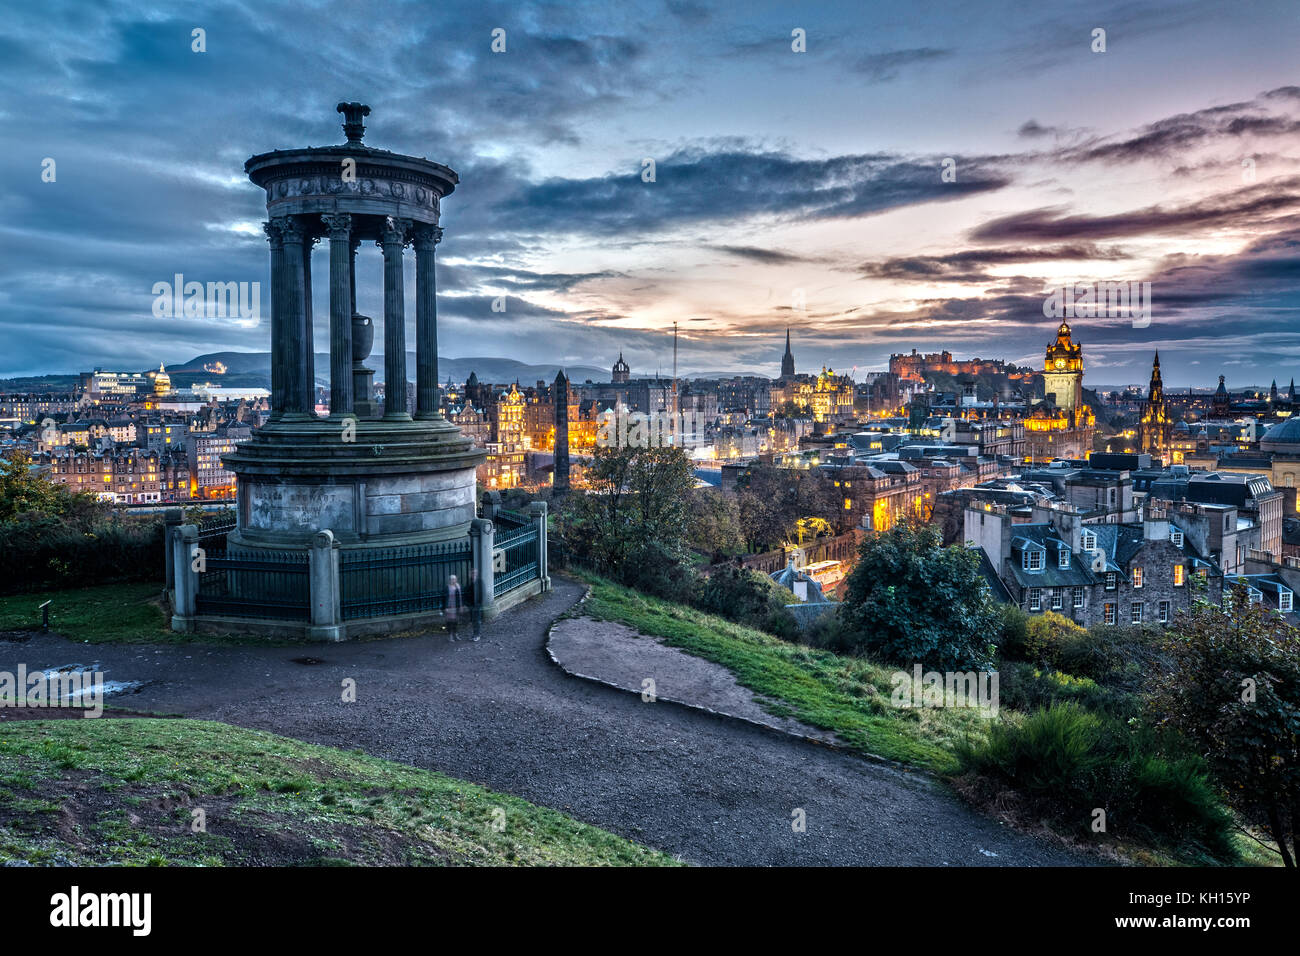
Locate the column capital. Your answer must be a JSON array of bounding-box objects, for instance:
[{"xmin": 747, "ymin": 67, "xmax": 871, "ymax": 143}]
[
  {"xmin": 378, "ymin": 216, "xmax": 412, "ymax": 249},
  {"xmin": 412, "ymin": 223, "xmax": 443, "ymax": 251},
  {"xmin": 320, "ymin": 212, "xmax": 352, "ymax": 240},
  {"xmin": 262, "ymin": 220, "xmax": 283, "ymax": 247},
  {"xmin": 276, "ymin": 216, "xmax": 306, "ymax": 245}
]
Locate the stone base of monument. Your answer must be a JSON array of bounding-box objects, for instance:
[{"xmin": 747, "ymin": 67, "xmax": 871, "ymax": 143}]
[
  {"xmin": 164, "ymin": 415, "xmax": 527, "ymax": 641},
  {"xmin": 224, "ymin": 416, "xmax": 485, "ymax": 548}
]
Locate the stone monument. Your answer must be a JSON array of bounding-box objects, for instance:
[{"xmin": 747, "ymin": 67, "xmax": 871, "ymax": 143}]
[{"xmin": 224, "ymin": 103, "xmax": 485, "ymax": 551}]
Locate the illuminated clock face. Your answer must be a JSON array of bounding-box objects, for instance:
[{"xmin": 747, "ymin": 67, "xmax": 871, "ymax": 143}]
[{"xmin": 1054, "ymin": 359, "xmax": 1065, "ymax": 369}]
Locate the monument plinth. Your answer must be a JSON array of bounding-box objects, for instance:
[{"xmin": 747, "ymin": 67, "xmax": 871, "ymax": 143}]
[{"xmin": 224, "ymin": 103, "xmax": 486, "ymax": 551}]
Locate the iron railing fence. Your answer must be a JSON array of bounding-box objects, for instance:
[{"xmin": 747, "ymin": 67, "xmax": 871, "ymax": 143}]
[
  {"xmin": 194, "ymin": 547, "xmax": 310, "ymax": 621},
  {"xmin": 340, "ymin": 538, "xmax": 473, "ymax": 621}
]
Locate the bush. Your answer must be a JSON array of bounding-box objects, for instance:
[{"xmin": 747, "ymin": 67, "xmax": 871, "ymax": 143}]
[
  {"xmin": 836, "ymin": 522, "xmax": 997, "ymax": 669},
  {"xmin": 1045, "ymin": 623, "xmax": 1166, "ymax": 692},
  {"xmin": 992, "ymin": 603, "xmax": 1030, "ymax": 660},
  {"xmin": 695, "ymin": 566, "xmax": 798, "ymax": 640},
  {"xmin": 0, "ymin": 511, "xmax": 164, "ymax": 594},
  {"xmin": 998, "ymin": 662, "xmax": 1132, "ymax": 718},
  {"xmin": 956, "ymin": 702, "xmax": 1237, "ymax": 860},
  {"xmin": 957, "ymin": 702, "xmax": 1104, "ymax": 797},
  {"xmin": 1023, "ymin": 611, "xmax": 1087, "ymax": 662}
]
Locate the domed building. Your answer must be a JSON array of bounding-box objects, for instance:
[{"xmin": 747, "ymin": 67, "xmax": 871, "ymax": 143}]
[
  {"xmin": 1261, "ymin": 417, "xmax": 1300, "ymax": 454},
  {"xmin": 152, "ymin": 363, "xmax": 172, "ymax": 395}
]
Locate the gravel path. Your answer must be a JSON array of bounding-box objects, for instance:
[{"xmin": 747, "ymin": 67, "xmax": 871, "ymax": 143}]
[
  {"xmin": 0, "ymin": 576, "xmax": 1091, "ymax": 865},
  {"xmin": 548, "ymin": 616, "xmax": 842, "ymax": 745}
]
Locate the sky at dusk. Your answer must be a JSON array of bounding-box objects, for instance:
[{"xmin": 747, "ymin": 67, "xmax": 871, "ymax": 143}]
[{"xmin": 3, "ymin": 0, "xmax": 1300, "ymax": 386}]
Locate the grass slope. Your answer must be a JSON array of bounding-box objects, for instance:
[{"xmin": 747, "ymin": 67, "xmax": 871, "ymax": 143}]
[
  {"xmin": 0, "ymin": 583, "xmax": 175, "ymax": 643},
  {"xmin": 579, "ymin": 575, "xmax": 992, "ymax": 773},
  {"xmin": 0, "ymin": 719, "xmax": 677, "ymax": 867}
]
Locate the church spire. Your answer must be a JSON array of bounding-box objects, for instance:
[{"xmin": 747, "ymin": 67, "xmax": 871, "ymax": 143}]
[{"xmin": 780, "ymin": 328, "xmax": 795, "ymax": 379}]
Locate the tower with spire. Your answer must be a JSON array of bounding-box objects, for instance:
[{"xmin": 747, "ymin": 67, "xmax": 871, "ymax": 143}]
[
  {"xmin": 611, "ymin": 352, "xmax": 630, "ymax": 384},
  {"xmin": 1212, "ymin": 374, "xmax": 1230, "ymax": 419},
  {"xmin": 780, "ymin": 328, "xmax": 795, "ymax": 379},
  {"xmin": 1139, "ymin": 351, "xmax": 1172, "ymax": 462}
]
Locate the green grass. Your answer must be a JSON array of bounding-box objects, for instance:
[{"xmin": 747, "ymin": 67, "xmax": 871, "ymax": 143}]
[
  {"xmin": 578, "ymin": 574, "xmax": 992, "ymax": 773},
  {"xmin": 0, "ymin": 582, "xmax": 174, "ymax": 643},
  {"xmin": 0, "ymin": 582, "xmax": 321, "ymax": 646},
  {"xmin": 0, "ymin": 719, "xmax": 678, "ymax": 867}
]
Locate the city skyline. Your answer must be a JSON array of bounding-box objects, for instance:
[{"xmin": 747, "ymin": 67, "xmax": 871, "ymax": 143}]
[{"xmin": 4, "ymin": 0, "xmax": 1300, "ymax": 385}]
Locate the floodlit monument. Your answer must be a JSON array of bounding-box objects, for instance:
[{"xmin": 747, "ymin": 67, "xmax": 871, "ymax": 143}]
[{"xmin": 168, "ymin": 104, "xmax": 547, "ymax": 639}]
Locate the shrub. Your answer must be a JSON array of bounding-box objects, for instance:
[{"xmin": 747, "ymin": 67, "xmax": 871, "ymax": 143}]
[
  {"xmin": 998, "ymin": 662, "xmax": 1131, "ymax": 718},
  {"xmin": 957, "ymin": 702, "xmax": 1237, "ymax": 860},
  {"xmin": 1023, "ymin": 611, "xmax": 1087, "ymax": 662},
  {"xmin": 695, "ymin": 565, "xmax": 798, "ymax": 640},
  {"xmin": 992, "ymin": 603, "xmax": 1030, "ymax": 660},
  {"xmin": 957, "ymin": 702, "xmax": 1103, "ymax": 797},
  {"xmin": 836, "ymin": 522, "xmax": 997, "ymax": 669}
]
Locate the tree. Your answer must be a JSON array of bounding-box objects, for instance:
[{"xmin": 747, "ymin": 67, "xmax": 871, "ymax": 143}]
[
  {"xmin": 686, "ymin": 487, "xmax": 744, "ymax": 558},
  {"xmin": 0, "ymin": 451, "xmax": 101, "ymax": 523},
  {"xmin": 736, "ymin": 462, "xmax": 839, "ymax": 552},
  {"xmin": 834, "ymin": 521, "xmax": 997, "ymax": 669},
  {"xmin": 1150, "ymin": 584, "xmax": 1300, "ymax": 866},
  {"xmin": 557, "ymin": 443, "xmax": 697, "ymax": 591}
]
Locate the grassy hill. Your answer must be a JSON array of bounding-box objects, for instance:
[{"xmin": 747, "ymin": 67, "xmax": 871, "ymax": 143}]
[{"xmin": 0, "ymin": 719, "xmax": 677, "ymax": 866}]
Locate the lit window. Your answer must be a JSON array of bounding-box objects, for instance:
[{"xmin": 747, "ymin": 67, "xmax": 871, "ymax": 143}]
[
  {"xmin": 1104, "ymin": 603, "xmax": 1116, "ymax": 625},
  {"xmin": 844, "ymin": 498, "xmax": 852, "ymax": 510},
  {"xmin": 1132, "ymin": 567, "xmax": 1143, "ymax": 588},
  {"xmin": 1173, "ymin": 565, "xmax": 1185, "ymax": 587}
]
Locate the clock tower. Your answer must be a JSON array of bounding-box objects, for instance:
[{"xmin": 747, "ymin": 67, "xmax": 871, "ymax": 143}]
[{"xmin": 1042, "ymin": 320, "xmax": 1083, "ymax": 413}]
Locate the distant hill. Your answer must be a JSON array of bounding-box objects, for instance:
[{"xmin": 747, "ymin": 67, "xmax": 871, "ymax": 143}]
[{"xmin": 164, "ymin": 352, "xmax": 607, "ymax": 388}]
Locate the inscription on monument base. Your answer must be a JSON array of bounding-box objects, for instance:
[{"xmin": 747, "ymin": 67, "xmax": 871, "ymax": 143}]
[{"xmin": 246, "ymin": 483, "xmax": 357, "ymax": 533}]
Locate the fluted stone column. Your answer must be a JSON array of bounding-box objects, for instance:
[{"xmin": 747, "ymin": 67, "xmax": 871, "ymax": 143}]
[
  {"xmin": 413, "ymin": 224, "xmax": 443, "ymax": 420},
  {"xmin": 379, "ymin": 217, "xmax": 412, "ymax": 420},
  {"xmin": 262, "ymin": 221, "xmax": 286, "ymax": 419},
  {"xmin": 304, "ymin": 237, "xmax": 318, "ymax": 413},
  {"xmin": 322, "ymin": 213, "xmax": 354, "ymax": 417},
  {"xmin": 278, "ymin": 216, "xmax": 309, "ymax": 417}
]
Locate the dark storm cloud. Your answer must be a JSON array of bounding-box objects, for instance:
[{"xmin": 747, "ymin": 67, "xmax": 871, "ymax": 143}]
[
  {"xmin": 970, "ymin": 178, "xmax": 1300, "ymax": 242},
  {"xmin": 474, "ymin": 148, "xmax": 1010, "ymax": 239},
  {"xmin": 1048, "ymin": 87, "xmax": 1300, "ymax": 165},
  {"xmin": 858, "ymin": 244, "xmax": 1131, "ymax": 281},
  {"xmin": 711, "ymin": 245, "xmax": 814, "ymax": 264}
]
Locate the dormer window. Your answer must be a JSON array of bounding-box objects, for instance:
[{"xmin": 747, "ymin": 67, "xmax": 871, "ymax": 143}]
[
  {"xmin": 1248, "ymin": 587, "xmax": 1263, "ymax": 605},
  {"xmin": 1023, "ymin": 549, "xmax": 1044, "ymax": 572},
  {"xmin": 1058, "ymin": 547, "xmax": 1070, "ymax": 569},
  {"xmin": 1170, "ymin": 530, "xmax": 1184, "ymax": 548},
  {"xmin": 1281, "ymin": 590, "xmax": 1293, "ymax": 612},
  {"xmin": 1081, "ymin": 531, "xmax": 1096, "ymax": 551}
]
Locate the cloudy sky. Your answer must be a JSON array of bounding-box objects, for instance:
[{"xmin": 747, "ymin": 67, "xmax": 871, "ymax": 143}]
[{"xmin": 3, "ymin": 0, "xmax": 1299, "ymax": 386}]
